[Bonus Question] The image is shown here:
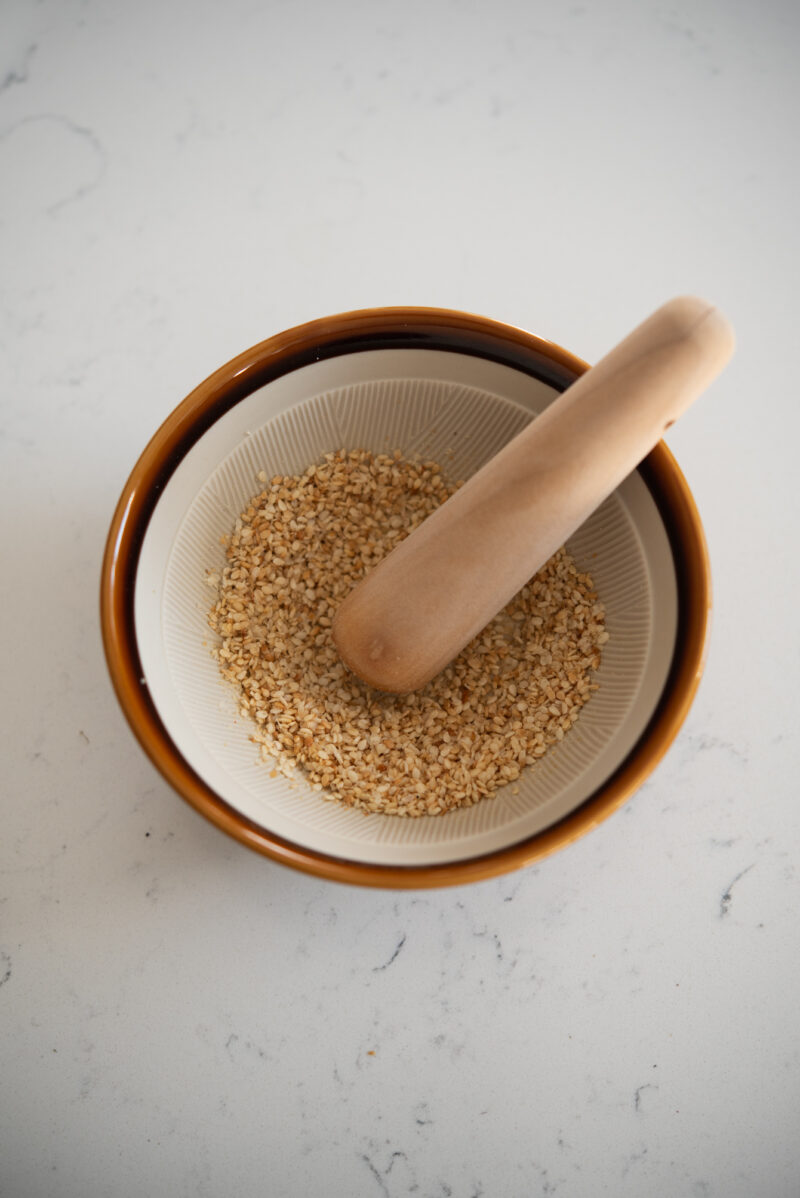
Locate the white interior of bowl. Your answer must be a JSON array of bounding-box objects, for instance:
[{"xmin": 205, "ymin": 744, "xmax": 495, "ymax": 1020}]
[{"xmin": 134, "ymin": 349, "xmax": 677, "ymax": 865}]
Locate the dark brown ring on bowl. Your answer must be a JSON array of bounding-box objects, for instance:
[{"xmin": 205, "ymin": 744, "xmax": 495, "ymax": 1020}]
[{"xmin": 100, "ymin": 306, "xmax": 711, "ymax": 889}]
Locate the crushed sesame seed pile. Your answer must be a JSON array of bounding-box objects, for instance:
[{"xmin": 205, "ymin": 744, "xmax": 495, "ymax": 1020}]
[{"xmin": 207, "ymin": 450, "xmax": 607, "ymax": 817}]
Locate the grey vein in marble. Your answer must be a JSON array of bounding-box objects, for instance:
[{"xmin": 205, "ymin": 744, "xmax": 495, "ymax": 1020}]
[
  {"xmin": 372, "ymin": 933, "xmax": 407, "ymax": 972},
  {"xmin": 719, "ymin": 864, "xmax": 756, "ymax": 918},
  {"xmin": 0, "ymin": 113, "xmax": 107, "ymax": 216},
  {"xmin": 0, "ymin": 41, "xmax": 36, "ymax": 93},
  {"xmin": 633, "ymin": 1082, "xmax": 659, "ymax": 1112}
]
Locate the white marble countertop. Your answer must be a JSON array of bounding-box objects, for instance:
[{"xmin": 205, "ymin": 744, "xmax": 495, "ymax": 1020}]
[{"xmin": 2, "ymin": 1, "xmax": 798, "ymax": 1194}]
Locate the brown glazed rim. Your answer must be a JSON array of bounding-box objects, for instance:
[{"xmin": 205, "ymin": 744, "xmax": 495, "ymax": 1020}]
[{"xmin": 100, "ymin": 306, "xmax": 711, "ymax": 889}]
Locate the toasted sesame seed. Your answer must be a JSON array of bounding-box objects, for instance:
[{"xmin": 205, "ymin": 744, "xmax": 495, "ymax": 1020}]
[{"xmin": 208, "ymin": 450, "xmax": 606, "ymax": 817}]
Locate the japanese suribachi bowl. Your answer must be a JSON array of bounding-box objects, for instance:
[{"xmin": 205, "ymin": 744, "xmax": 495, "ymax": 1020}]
[{"xmin": 100, "ymin": 307, "xmax": 711, "ymax": 888}]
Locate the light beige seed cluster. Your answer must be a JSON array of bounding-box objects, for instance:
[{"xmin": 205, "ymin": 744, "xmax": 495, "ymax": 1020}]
[{"xmin": 208, "ymin": 450, "xmax": 607, "ymax": 817}]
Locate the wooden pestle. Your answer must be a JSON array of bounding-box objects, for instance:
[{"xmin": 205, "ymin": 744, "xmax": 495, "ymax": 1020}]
[{"xmin": 332, "ymin": 297, "xmax": 735, "ymax": 694}]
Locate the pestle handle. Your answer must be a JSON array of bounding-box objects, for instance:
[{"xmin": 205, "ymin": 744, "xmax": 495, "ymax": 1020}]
[{"xmin": 332, "ymin": 296, "xmax": 735, "ymax": 693}]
